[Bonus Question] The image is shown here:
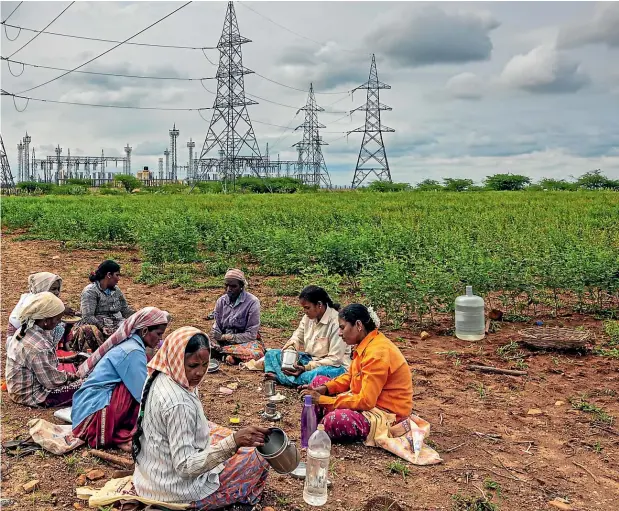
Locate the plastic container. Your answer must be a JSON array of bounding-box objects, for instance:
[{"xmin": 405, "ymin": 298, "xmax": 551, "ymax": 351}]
[
  {"xmin": 303, "ymin": 425, "xmax": 331, "ymax": 506},
  {"xmin": 301, "ymin": 395, "xmax": 317, "ymax": 448},
  {"xmin": 455, "ymin": 286, "xmax": 485, "ymax": 341}
]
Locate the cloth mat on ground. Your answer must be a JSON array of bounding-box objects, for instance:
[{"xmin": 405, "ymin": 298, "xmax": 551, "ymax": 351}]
[
  {"xmin": 362, "ymin": 409, "xmax": 442, "ymax": 465},
  {"xmin": 76, "ymin": 476, "xmax": 189, "ymax": 510}
]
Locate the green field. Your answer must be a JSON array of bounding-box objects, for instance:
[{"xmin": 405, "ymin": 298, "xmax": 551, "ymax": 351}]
[{"xmin": 3, "ymin": 191, "xmax": 618, "ymax": 322}]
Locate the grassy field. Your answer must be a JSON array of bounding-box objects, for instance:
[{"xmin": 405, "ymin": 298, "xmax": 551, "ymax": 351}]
[{"xmin": 2, "ymin": 191, "xmax": 618, "ymax": 323}]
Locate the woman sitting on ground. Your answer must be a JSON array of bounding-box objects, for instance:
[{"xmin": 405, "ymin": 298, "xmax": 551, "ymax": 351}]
[
  {"xmin": 209, "ymin": 268, "xmax": 263, "ymax": 365},
  {"xmin": 258, "ymin": 285, "xmax": 350, "ymax": 386},
  {"xmin": 7, "ymin": 272, "xmax": 74, "ymax": 349},
  {"xmin": 5, "ymin": 292, "xmax": 82, "ymax": 407},
  {"xmin": 68, "ymin": 260, "xmax": 134, "ymax": 353},
  {"xmin": 132, "ymin": 326, "xmax": 270, "ymax": 509},
  {"xmin": 71, "ymin": 307, "xmax": 170, "ymax": 453},
  {"xmin": 301, "ymin": 303, "xmax": 413, "ymax": 443}
]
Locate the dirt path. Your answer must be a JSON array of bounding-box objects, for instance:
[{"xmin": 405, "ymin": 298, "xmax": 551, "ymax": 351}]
[{"xmin": 1, "ymin": 237, "xmax": 618, "ymax": 511}]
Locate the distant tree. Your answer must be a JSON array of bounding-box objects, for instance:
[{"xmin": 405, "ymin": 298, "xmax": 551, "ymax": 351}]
[
  {"xmin": 538, "ymin": 178, "xmax": 576, "ymax": 191},
  {"xmin": 443, "ymin": 178, "xmax": 474, "ymax": 192},
  {"xmin": 415, "ymin": 179, "xmax": 444, "ymax": 191},
  {"xmin": 526, "ymin": 184, "xmax": 544, "ymax": 191},
  {"xmin": 575, "ymin": 170, "xmax": 618, "ymax": 190},
  {"xmin": 66, "ymin": 178, "xmax": 93, "ymax": 187},
  {"xmin": 16, "ymin": 181, "xmax": 54, "ymax": 193},
  {"xmin": 367, "ymin": 181, "xmax": 411, "ymax": 192},
  {"xmin": 114, "ymin": 174, "xmax": 141, "ymax": 192},
  {"xmin": 484, "ymin": 173, "xmax": 531, "ymax": 191}
]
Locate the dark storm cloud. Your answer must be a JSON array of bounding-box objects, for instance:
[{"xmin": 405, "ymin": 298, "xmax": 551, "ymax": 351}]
[{"xmin": 368, "ymin": 6, "xmax": 500, "ymax": 67}]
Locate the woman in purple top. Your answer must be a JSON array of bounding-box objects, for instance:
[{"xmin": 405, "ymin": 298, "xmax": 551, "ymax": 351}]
[{"xmin": 209, "ymin": 269, "xmax": 264, "ymax": 365}]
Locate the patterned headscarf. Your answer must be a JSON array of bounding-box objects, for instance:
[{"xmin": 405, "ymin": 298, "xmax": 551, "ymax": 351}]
[
  {"xmin": 28, "ymin": 272, "xmax": 62, "ymax": 294},
  {"xmin": 16, "ymin": 292, "xmax": 65, "ymax": 340},
  {"xmin": 148, "ymin": 326, "xmax": 209, "ymax": 391},
  {"xmin": 224, "ymin": 268, "xmax": 247, "ymax": 287},
  {"xmin": 77, "ymin": 306, "xmax": 170, "ymax": 378}
]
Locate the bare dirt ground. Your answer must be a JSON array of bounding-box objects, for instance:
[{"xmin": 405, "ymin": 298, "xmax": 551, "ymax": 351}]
[{"xmin": 1, "ymin": 236, "xmax": 618, "ymax": 511}]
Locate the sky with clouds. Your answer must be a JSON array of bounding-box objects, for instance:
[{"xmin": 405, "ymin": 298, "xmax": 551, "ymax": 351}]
[{"xmin": 1, "ymin": 1, "xmax": 618, "ymax": 186}]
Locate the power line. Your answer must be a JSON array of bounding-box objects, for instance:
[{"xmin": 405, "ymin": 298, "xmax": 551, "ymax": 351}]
[
  {"xmin": 1, "ymin": 89, "xmax": 210, "ymax": 111},
  {"xmin": 1, "ymin": 21, "xmax": 216, "ymax": 50},
  {"xmin": 253, "ymin": 70, "xmax": 349, "ymax": 95},
  {"xmin": 2, "ymin": 1, "xmax": 23, "ymax": 23},
  {"xmin": 16, "ymin": 1, "xmax": 193, "ymax": 95},
  {"xmin": 2, "ymin": 56, "xmax": 216, "ymax": 81},
  {"xmin": 7, "ymin": 2, "xmax": 74, "ymax": 59}
]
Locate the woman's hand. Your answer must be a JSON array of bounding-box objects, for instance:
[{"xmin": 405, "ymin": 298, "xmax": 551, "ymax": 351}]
[
  {"xmin": 221, "ymin": 334, "xmax": 234, "ymax": 342},
  {"xmin": 299, "ymin": 384, "xmax": 328, "ymax": 396},
  {"xmin": 282, "ymin": 364, "xmax": 305, "ymax": 377},
  {"xmin": 233, "ymin": 426, "xmax": 271, "ymax": 448},
  {"xmin": 299, "ymin": 389, "xmax": 323, "ymax": 404},
  {"xmin": 66, "ymin": 372, "xmax": 80, "ymax": 382}
]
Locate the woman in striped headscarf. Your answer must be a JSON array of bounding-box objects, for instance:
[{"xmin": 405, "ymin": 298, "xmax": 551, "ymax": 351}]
[
  {"xmin": 209, "ymin": 269, "xmax": 264, "ymax": 365},
  {"xmin": 131, "ymin": 326, "xmax": 270, "ymax": 509}
]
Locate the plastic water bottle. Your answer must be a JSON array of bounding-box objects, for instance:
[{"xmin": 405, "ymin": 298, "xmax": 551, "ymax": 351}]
[
  {"xmin": 303, "ymin": 424, "xmax": 331, "ymax": 506},
  {"xmin": 455, "ymin": 286, "xmax": 485, "ymax": 341},
  {"xmin": 301, "ymin": 394, "xmax": 317, "ymax": 448}
]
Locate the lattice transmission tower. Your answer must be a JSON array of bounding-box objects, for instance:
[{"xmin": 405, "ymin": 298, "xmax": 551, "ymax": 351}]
[
  {"xmin": 197, "ymin": 1, "xmax": 262, "ymax": 187},
  {"xmin": 1, "ymin": 134, "xmax": 16, "ymax": 189},
  {"xmin": 349, "ymin": 54, "xmax": 394, "ymax": 188},
  {"xmin": 293, "ymin": 84, "xmax": 332, "ymax": 188}
]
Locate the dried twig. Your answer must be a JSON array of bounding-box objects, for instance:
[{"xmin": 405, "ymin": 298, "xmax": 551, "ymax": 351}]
[
  {"xmin": 439, "ymin": 413, "xmax": 444, "ymax": 426},
  {"xmin": 572, "ymin": 460, "xmax": 599, "ymax": 483},
  {"xmin": 474, "ymin": 431, "xmax": 502, "ymax": 442},
  {"xmin": 466, "ymin": 364, "xmax": 527, "ymax": 376},
  {"xmin": 444, "ymin": 442, "xmax": 466, "ymax": 454},
  {"xmin": 90, "ymin": 449, "xmax": 134, "ymax": 469}
]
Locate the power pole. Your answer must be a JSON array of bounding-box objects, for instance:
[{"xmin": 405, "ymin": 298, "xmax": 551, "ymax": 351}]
[
  {"xmin": 197, "ymin": 1, "xmax": 261, "ymax": 190},
  {"xmin": 187, "ymin": 138, "xmax": 195, "ymax": 181},
  {"xmin": 164, "ymin": 149, "xmax": 170, "ymax": 179},
  {"xmin": 293, "ymin": 83, "xmax": 332, "ymax": 188},
  {"xmin": 17, "ymin": 141, "xmax": 23, "ymax": 182},
  {"xmin": 1, "ymin": 134, "xmax": 16, "ymax": 189},
  {"xmin": 23, "ymin": 132, "xmax": 31, "ymax": 181},
  {"xmin": 124, "ymin": 144, "xmax": 132, "ymax": 175},
  {"xmin": 349, "ymin": 54, "xmax": 394, "ymax": 188},
  {"xmin": 158, "ymin": 157, "xmax": 164, "ymax": 180},
  {"xmin": 169, "ymin": 124, "xmax": 179, "ymax": 180}
]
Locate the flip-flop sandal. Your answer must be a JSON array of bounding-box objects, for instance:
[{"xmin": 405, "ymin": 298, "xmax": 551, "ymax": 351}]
[{"xmin": 2, "ymin": 437, "xmax": 41, "ymax": 458}]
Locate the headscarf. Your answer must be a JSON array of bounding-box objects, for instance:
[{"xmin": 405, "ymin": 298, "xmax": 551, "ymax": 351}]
[
  {"xmin": 224, "ymin": 268, "xmax": 247, "ymax": 287},
  {"xmin": 28, "ymin": 272, "xmax": 62, "ymax": 294},
  {"xmin": 8, "ymin": 273, "xmax": 63, "ymax": 332},
  {"xmin": 148, "ymin": 326, "xmax": 209, "ymax": 391},
  {"xmin": 77, "ymin": 306, "xmax": 170, "ymax": 378},
  {"xmin": 16, "ymin": 292, "xmax": 65, "ymax": 340}
]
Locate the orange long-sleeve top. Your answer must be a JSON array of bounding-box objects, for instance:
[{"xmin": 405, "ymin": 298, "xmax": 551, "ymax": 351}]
[{"xmin": 318, "ymin": 330, "xmax": 413, "ymax": 420}]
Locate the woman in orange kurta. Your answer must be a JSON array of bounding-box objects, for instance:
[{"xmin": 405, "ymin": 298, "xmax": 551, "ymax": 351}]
[{"xmin": 301, "ymin": 304, "xmax": 413, "ymax": 443}]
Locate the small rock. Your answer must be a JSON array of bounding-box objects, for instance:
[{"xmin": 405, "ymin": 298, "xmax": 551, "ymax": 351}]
[
  {"xmin": 75, "ymin": 475, "xmax": 87, "ymax": 486},
  {"xmin": 86, "ymin": 469, "xmax": 105, "ymax": 481},
  {"xmin": 548, "ymin": 499, "xmax": 572, "ymax": 510},
  {"xmin": 80, "ymin": 450, "xmax": 90, "ymax": 458},
  {"xmin": 23, "ymin": 480, "xmax": 40, "ymax": 493},
  {"xmin": 420, "ymin": 331, "xmax": 431, "ymax": 340},
  {"xmin": 73, "ymin": 503, "xmax": 83, "ymax": 510},
  {"xmin": 0, "ymin": 498, "xmax": 16, "ymax": 506},
  {"xmin": 219, "ymin": 387, "xmax": 234, "ymax": 395},
  {"xmin": 527, "ymin": 408, "xmax": 543, "ymax": 415},
  {"xmin": 263, "ymin": 508, "xmax": 276, "ymax": 511},
  {"xmin": 555, "ymin": 401, "xmax": 565, "ymax": 406}
]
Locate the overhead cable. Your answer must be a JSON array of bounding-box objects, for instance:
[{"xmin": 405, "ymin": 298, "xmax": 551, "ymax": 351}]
[
  {"xmin": 16, "ymin": 1, "xmax": 193, "ymax": 95},
  {"xmin": 7, "ymin": 2, "xmax": 74, "ymax": 59},
  {"xmin": 1, "ymin": 21, "xmax": 216, "ymax": 50},
  {"xmin": 2, "ymin": 1, "xmax": 23, "ymax": 23}
]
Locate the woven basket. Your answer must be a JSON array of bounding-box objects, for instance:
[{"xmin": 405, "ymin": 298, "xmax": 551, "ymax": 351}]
[{"xmin": 518, "ymin": 327, "xmax": 590, "ymax": 350}]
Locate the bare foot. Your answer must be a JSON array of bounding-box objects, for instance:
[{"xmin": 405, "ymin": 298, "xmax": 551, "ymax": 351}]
[
  {"xmin": 118, "ymin": 442, "xmax": 132, "ymax": 453},
  {"xmin": 224, "ymin": 355, "xmax": 237, "ymax": 366},
  {"xmin": 264, "ymin": 372, "xmax": 277, "ymax": 381}
]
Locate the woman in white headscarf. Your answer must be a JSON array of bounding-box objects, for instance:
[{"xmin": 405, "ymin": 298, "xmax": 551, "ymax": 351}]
[
  {"xmin": 5, "ymin": 292, "xmax": 82, "ymax": 407},
  {"xmin": 7, "ymin": 272, "xmax": 71, "ymax": 348}
]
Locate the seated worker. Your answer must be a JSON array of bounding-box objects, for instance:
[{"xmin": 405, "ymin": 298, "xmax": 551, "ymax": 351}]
[
  {"xmin": 7, "ymin": 272, "xmax": 73, "ymax": 349},
  {"xmin": 301, "ymin": 303, "xmax": 413, "ymax": 443},
  {"xmin": 5, "ymin": 292, "xmax": 82, "ymax": 407},
  {"xmin": 132, "ymin": 326, "xmax": 270, "ymax": 509},
  {"xmin": 67, "ymin": 260, "xmax": 134, "ymax": 353},
  {"xmin": 260, "ymin": 285, "xmax": 350, "ymax": 386},
  {"xmin": 71, "ymin": 307, "xmax": 170, "ymax": 452},
  {"xmin": 209, "ymin": 269, "xmax": 263, "ymax": 365}
]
